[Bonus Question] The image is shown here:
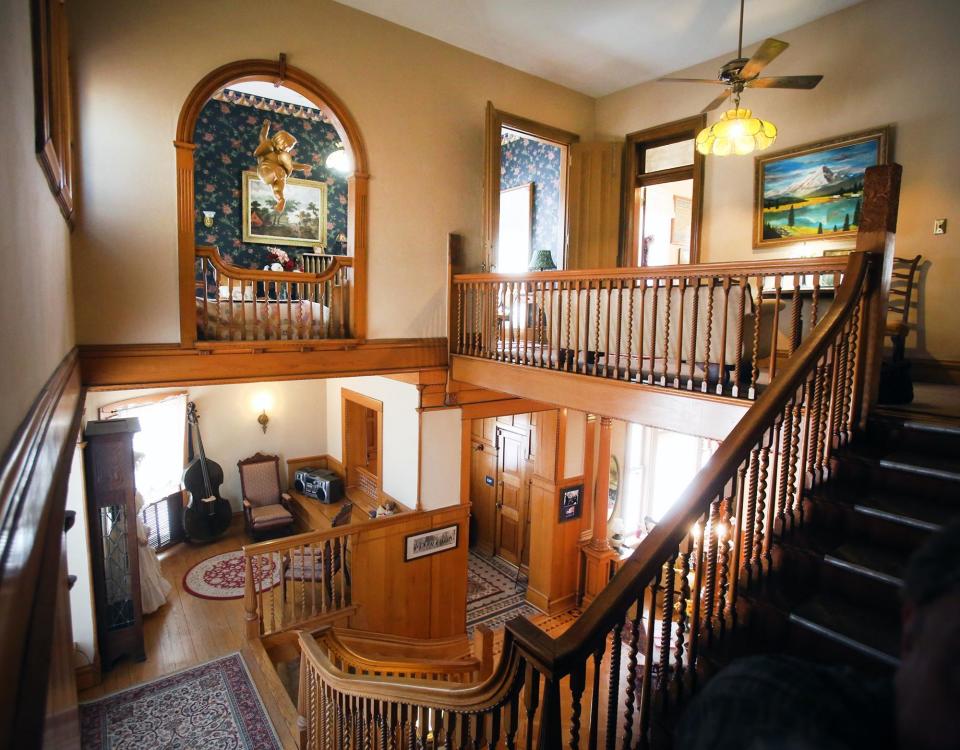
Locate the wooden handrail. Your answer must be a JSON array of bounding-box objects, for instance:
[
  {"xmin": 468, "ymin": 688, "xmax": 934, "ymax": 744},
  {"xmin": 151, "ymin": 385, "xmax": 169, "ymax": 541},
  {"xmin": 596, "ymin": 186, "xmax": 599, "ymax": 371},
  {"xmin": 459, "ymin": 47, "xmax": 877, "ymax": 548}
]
[
  {"xmin": 196, "ymin": 245, "xmax": 353, "ymax": 284},
  {"xmin": 528, "ymin": 250, "xmax": 873, "ymax": 673},
  {"xmin": 453, "ymin": 255, "xmax": 847, "ymax": 283}
]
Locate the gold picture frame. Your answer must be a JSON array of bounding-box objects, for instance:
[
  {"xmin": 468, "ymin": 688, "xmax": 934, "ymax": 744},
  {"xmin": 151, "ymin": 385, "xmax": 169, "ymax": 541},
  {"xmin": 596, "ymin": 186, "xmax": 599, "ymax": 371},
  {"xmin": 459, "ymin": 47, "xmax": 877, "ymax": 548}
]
[
  {"xmin": 753, "ymin": 126, "xmax": 891, "ymax": 248},
  {"xmin": 241, "ymin": 170, "xmax": 327, "ymax": 248}
]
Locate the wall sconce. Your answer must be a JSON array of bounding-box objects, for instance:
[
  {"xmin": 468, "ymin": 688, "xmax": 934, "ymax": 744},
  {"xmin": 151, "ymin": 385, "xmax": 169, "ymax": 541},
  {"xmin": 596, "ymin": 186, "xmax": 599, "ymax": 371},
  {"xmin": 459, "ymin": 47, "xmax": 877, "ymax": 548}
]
[
  {"xmin": 202, "ymin": 210, "xmax": 216, "ymax": 228},
  {"xmin": 325, "ymin": 144, "xmax": 351, "ymax": 174},
  {"xmin": 252, "ymin": 392, "xmax": 273, "ymax": 434}
]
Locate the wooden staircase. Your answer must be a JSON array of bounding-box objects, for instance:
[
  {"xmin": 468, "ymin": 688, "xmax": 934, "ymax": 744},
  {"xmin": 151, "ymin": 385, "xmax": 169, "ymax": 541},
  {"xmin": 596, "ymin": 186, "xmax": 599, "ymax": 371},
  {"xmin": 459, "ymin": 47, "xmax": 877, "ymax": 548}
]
[{"xmin": 738, "ymin": 408, "xmax": 960, "ymax": 678}]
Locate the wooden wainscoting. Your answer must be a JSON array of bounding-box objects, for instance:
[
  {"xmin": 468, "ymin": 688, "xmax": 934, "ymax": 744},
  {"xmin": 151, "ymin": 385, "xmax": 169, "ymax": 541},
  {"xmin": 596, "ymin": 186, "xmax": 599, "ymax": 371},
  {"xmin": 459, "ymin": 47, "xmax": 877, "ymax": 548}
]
[
  {"xmin": 0, "ymin": 349, "xmax": 84, "ymax": 749},
  {"xmin": 78, "ymin": 338, "xmax": 447, "ymax": 389}
]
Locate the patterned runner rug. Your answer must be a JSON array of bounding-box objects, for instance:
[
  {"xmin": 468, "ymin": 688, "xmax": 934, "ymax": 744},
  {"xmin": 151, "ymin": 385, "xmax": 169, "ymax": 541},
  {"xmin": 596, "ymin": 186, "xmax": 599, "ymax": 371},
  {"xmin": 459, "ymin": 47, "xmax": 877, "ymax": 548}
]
[
  {"xmin": 182, "ymin": 550, "xmax": 282, "ymax": 600},
  {"xmin": 80, "ymin": 653, "xmax": 279, "ymax": 749},
  {"xmin": 467, "ymin": 551, "xmax": 541, "ymax": 635}
]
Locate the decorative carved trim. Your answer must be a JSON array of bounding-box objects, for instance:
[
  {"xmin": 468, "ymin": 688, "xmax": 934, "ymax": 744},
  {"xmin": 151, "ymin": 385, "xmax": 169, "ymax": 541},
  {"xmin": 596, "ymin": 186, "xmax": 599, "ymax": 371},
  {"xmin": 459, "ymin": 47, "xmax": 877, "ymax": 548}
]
[{"xmin": 175, "ymin": 59, "xmax": 370, "ymax": 346}]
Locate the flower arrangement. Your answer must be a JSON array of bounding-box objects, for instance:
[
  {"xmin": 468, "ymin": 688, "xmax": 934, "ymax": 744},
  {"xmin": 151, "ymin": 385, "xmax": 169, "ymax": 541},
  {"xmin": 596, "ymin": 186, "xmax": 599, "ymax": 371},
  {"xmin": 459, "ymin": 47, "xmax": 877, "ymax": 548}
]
[{"xmin": 265, "ymin": 247, "xmax": 296, "ymax": 272}]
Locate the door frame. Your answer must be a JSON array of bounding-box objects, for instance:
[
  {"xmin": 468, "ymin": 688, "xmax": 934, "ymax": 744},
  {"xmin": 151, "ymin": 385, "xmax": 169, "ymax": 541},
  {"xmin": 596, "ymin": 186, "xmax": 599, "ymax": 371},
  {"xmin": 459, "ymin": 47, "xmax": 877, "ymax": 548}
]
[
  {"xmin": 341, "ymin": 388, "xmax": 383, "ymax": 498},
  {"xmin": 619, "ymin": 114, "xmax": 706, "ymax": 266},
  {"xmin": 493, "ymin": 423, "xmax": 530, "ymax": 567},
  {"xmin": 483, "ymin": 103, "xmax": 580, "ymax": 273}
]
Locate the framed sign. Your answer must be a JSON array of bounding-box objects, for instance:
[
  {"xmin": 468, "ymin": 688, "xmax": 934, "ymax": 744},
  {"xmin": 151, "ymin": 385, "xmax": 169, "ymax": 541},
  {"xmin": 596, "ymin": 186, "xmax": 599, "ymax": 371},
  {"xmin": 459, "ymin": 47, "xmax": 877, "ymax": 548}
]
[
  {"xmin": 754, "ymin": 126, "xmax": 890, "ymax": 248},
  {"xmin": 404, "ymin": 524, "xmax": 459, "ymax": 562},
  {"xmin": 242, "ymin": 170, "xmax": 328, "ymax": 248},
  {"xmin": 559, "ymin": 484, "xmax": 583, "ymax": 523}
]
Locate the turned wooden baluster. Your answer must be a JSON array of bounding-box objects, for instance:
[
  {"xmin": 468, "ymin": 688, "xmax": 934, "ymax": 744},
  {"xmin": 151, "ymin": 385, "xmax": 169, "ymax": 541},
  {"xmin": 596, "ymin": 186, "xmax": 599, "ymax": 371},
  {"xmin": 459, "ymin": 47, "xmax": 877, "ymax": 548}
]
[
  {"xmin": 716, "ymin": 497, "xmax": 731, "ymax": 639},
  {"xmin": 770, "ymin": 411, "xmax": 787, "ymax": 538},
  {"xmin": 701, "ymin": 501, "xmax": 719, "ymax": 647},
  {"xmin": 637, "ymin": 568, "xmax": 661, "ymax": 745},
  {"xmin": 657, "ymin": 553, "xmax": 678, "ymax": 711},
  {"xmin": 523, "ymin": 663, "xmax": 541, "ymax": 750},
  {"xmin": 625, "ymin": 279, "xmax": 636, "ymax": 381},
  {"xmin": 568, "ymin": 662, "xmax": 586, "ymax": 750},
  {"xmin": 244, "ymin": 553, "xmax": 259, "ymax": 638},
  {"xmin": 701, "ymin": 277, "xmax": 715, "ymax": 393},
  {"xmin": 686, "ymin": 277, "xmax": 700, "ymax": 391},
  {"xmin": 621, "ymin": 593, "xmax": 644, "ymax": 749},
  {"xmin": 593, "ymin": 279, "xmax": 602, "ymax": 376},
  {"xmin": 587, "ymin": 645, "xmax": 604, "ymax": 749},
  {"xmin": 605, "ymin": 620, "xmax": 623, "ymax": 750},
  {"xmin": 660, "ymin": 278, "xmax": 672, "ymax": 386},
  {"xmin": 636, "ymin": 281, "xmax": 647, "ymax": 383},
  {"xmin": 647, "ymin": 279, "xmax": 659, "ymax": 384},
  {"xmin": 613, "ymin": 278, "xmax": 624, "ymax": 380},
  {"xmin": 768, "ymin": 275, "xmax": 783, "ymax": 382},
  {"xmin": 717, "ymin": 276, "xmax": 731, "ymax": 395},
  {"xmin": 756, "ymin": 437, "xmax": 772, "ymax": 575},
  {"xmin": 742, "ymin": 448, "xmax": 760, "ymax": 587},
  {"xmin": 673, "ymin": 530, "xmax": 693, "ymax": 702},
  {"xmin": 749, "ymin": 278, "xmax": 763, "ymax": 399},
  {"xmin": 674, "ymin": 276, "xmax": 686, "ymax": 389},
  {"xmin": 787, "ymin": 391, "xmax": 804, "ymax": 531},
  {"xmin": 729, "ymin": 462, "xmax": 748, "ymax": 626}
]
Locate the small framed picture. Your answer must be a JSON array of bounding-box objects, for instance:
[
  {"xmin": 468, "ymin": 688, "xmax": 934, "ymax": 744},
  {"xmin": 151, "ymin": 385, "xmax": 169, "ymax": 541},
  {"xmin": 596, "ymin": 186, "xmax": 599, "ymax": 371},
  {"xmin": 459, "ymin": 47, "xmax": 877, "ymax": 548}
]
[
  {"xmin": 242, "ymin": 170, "xmax": 328, "ymax": 248},
  {"xmin": 404, "ymin": 524, "xmax": 459, "ymax": 562},
  {"xmin": 559, "ymin": 484, "xmax": 584, "ymax": 523}
]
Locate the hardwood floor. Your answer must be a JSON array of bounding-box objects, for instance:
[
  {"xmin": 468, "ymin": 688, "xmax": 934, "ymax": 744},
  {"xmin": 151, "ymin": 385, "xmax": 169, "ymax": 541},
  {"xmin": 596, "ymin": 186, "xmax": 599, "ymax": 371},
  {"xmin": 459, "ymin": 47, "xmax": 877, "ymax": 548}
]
[{"xmin": 79, "ymin": 515, "xmax": 250, "ymax": 702}]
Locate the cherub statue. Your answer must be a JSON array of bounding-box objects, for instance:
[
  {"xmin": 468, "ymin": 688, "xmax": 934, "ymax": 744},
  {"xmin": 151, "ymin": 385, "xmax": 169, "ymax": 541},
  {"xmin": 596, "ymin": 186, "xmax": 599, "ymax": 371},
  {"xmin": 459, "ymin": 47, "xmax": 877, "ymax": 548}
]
[{"xmin": 254, "ymin": 120, "xmax": 311, "ymax": 213}]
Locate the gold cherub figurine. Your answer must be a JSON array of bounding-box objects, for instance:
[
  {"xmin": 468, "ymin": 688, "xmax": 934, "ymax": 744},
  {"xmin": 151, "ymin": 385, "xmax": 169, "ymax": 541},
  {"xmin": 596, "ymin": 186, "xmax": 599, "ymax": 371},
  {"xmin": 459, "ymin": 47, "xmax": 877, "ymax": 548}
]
[{"xmin": 254, "ymin": 120, "xmax": 311, "ymax": 213}]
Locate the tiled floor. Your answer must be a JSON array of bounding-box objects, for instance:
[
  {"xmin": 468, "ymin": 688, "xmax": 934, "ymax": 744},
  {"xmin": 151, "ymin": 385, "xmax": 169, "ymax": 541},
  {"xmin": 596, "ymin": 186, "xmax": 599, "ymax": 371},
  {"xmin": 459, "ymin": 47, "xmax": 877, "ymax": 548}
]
[{"xmin": 466, "ymin": 551, "xmax": 542, "ymax": 635}]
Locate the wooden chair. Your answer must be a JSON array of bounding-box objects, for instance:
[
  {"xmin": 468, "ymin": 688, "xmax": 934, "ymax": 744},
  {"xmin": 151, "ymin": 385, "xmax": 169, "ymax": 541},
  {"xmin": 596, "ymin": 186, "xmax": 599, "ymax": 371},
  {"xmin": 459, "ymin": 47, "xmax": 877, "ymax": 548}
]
[
  {"xmin": 886, "ymin": 254, "xmax": 922, "ymax": 362},
  {"xmin": 237, "ymin": 453, "xmax": 295, "ymax": 539}
]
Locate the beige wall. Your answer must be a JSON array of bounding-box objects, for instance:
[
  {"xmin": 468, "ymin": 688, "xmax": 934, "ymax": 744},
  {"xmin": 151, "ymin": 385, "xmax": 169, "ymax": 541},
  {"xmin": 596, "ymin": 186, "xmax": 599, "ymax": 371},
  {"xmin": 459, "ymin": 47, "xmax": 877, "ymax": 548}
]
[
  {"xmin": 0, "ymin": 0, "xmax": 75, "ymax": 452},
  {"xmin": 325, "ymin": 376, "xmax": 421, "ymax": 508},
  {"xmin": 68, "ymin": 0, "xmax": 595, "ymax": 345},
  {"xmin": 596, "ymin": 0, "xmax": 960, "ymax": 366}
]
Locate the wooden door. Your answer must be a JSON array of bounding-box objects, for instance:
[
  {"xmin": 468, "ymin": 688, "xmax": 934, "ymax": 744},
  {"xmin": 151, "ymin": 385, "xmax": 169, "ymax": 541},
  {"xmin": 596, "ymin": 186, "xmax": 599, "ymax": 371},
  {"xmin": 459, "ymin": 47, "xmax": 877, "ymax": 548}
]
[
  {"xmin": 495, "ymin": 427, "xmax": 528, "ymax": 565},
  {"xmin": 470, "ymin": 439, "xmax": 497, "ymax": 554}
]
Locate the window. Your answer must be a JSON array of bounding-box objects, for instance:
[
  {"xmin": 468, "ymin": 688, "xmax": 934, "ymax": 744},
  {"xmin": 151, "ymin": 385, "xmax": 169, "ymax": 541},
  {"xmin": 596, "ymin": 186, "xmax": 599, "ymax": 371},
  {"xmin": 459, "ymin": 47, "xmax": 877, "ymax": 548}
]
[
  {"xmin": 619, "ymin": 423, "xmax": 717, "ymax": 536},
  {"xmin": 621, "ymin": 116, "xmax": 705, "ymax": 266},
  {"xmin": 484, "ymin": 104, "xmax": 578, "ymax": 272},
  {"xmin": 101, "ymin": 392, "xmax": 188, "ymax": 550}
]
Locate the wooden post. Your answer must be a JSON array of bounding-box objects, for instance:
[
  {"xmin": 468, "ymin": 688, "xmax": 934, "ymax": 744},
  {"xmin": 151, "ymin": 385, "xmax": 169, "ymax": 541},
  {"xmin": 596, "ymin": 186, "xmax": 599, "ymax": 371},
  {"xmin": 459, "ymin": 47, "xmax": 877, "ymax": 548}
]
[
  {"xmin": 852, "ymin": 164, "xmax": 902, "ymax": 431},
  {"xmin": 447, "ymin": 233, "xmax": 464, "ymax": 395},
  {"xmin": 581, "ymin": 416, "xmax": 618, "ymax": 606},
  {"xmin": 243, "ymin": 552, "xmax": 260, "ymax": 639},
  {"xmin": 473, "ymin": 624, "xmax": 494, "ymax": 680}
]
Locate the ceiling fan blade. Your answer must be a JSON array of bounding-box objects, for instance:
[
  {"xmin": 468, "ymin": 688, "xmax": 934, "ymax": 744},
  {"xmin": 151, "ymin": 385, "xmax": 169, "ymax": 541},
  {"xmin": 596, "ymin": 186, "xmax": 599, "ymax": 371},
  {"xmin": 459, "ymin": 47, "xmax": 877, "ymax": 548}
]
[
  {"xmin": 740, "ymin": 38, "xmax": 789, "ymax": 80},
  {"xmin": 658, "ymin": 77, "xmax": 726, "ymax": 85},
  {"xmin": 747, "ymin": 75, "xmax": 824, "ymax": 89},
  {"xmin": 701, "ymin": 90, "xmax": 732, "ymax": 113}
]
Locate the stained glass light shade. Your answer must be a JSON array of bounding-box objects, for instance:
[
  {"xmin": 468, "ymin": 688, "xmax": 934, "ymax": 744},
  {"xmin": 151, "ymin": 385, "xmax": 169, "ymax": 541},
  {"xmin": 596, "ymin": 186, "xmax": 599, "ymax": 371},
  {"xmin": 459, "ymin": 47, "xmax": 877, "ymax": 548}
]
[{"xmin": 695, "ymin": 108, "xmax": 777, "ymax": 156}]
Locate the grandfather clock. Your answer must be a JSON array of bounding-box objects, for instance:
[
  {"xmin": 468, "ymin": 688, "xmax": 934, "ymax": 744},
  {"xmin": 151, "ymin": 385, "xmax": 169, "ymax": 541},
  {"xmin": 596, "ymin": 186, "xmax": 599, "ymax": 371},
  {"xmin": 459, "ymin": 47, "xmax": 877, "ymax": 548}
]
[{"xmin": 83, "ymin": 418, "xmax": 146, "ymax": 669}]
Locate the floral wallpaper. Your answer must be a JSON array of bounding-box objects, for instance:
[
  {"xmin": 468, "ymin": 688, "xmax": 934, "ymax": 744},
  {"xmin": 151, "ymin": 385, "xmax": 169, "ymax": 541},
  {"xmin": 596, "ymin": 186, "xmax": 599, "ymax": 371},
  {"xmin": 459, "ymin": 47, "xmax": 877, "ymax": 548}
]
[
  {"xmin": 500, "ymin": 130, "xmax": 562, "ymax": 264},
  {"xmin": 193, "ymin": 95, "xmax": 348, "ymax": 269}
]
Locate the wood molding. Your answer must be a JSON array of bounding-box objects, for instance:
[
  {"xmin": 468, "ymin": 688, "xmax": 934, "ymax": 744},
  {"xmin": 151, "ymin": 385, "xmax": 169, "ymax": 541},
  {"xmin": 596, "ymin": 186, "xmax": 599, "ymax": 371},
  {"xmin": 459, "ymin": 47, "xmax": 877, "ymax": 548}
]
[
  {"xmin": 451, "ymin": 354, "xmax": 746, "ymax": 441},
  {"xmin": 0, "ymin": 349, "xmax": 84, "ymax": 746},
  {"xmin": 31, "ymin": 0, "xmax": 75, "ymax": 226},
  {"xmin": 78, "ymin": 338, "xmax": 447, "ymax": 389},
  {"xmin": 175, "ymin": 58, "xmax": 370, "ymax": 345},
  {"xmin": 910, "ymin": 358, "xmax": 960, "ymax": 386},
  {"xmin": 483, "ymin": 103, "xmax": 580, "ymax": 272}
]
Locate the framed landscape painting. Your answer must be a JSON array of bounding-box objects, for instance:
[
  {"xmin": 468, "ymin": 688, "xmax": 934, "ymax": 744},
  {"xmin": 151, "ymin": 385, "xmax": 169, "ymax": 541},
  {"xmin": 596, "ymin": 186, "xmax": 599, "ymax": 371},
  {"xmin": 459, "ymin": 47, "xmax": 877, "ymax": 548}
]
[
  {"xmin": 242, "ymin": 170, "xmax": 328, "ymax": 248},
  {"xmin": 754, "ymin": 126, "xmax": 890, "ymax": 248}
]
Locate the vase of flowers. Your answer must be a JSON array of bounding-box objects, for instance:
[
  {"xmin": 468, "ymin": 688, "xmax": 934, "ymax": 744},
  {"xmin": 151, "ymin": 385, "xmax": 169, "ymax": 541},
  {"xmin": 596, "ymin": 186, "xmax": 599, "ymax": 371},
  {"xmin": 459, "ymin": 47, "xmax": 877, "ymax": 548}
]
[{"xmin": 264, "ymin": 247, "xmax": 296, "ymax": 272}]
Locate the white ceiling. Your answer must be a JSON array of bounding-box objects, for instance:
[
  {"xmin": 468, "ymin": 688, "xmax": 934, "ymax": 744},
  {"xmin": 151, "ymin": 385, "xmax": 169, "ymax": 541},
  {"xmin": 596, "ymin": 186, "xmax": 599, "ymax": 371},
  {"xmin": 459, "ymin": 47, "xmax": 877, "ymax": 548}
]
[{"xmin": 333, "ymin": 0, "xmax": 864, "ymax": 97}]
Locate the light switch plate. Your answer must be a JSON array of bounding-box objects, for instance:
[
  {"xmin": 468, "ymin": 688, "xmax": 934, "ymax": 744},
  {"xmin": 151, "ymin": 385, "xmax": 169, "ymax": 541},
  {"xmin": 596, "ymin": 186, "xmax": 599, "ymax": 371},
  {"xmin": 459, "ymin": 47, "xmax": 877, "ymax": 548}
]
[{"xmin": 934, "ymin": 218, "xmax": 947, "ymax": 235}]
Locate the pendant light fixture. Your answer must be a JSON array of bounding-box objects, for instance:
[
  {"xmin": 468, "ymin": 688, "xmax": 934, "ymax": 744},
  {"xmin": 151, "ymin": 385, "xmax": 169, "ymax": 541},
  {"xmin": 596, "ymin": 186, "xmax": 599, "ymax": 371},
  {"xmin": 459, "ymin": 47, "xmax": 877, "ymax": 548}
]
[{"xmin": 660, "ymin": 0, "xmax": 825, "ymax": 157}]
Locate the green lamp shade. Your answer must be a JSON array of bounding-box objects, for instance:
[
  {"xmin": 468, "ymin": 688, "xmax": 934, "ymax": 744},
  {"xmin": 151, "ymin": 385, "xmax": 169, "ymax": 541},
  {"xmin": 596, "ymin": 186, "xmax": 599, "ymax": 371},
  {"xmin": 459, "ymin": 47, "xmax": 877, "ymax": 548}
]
[{"xmin": 529, "ymin": 249, "xmax": 557, "ymax": 271}]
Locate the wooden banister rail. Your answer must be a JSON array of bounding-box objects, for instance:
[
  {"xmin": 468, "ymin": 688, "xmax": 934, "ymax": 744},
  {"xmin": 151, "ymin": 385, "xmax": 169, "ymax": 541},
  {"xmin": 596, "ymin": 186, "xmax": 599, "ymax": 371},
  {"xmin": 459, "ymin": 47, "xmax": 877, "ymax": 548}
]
[
  {"xmin": 451, "ymin": 254, "xmax": 849, "ymax": 399},
  {"xmin": 243, "ymin": 523, "xmax": 360, "ymax": 639},
  {"xmin": 194, "ymin": 246, "xmax": 353, "ymax": 341},
  {"xmin": 297, "ymin": 165, "xmax": 901, "ymax": 750}
]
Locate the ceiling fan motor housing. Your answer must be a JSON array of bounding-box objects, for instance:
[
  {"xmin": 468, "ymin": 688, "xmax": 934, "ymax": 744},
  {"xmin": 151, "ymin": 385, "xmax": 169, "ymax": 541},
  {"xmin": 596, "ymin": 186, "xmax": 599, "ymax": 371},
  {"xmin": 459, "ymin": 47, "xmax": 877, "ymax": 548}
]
[{"xmin": 720, "ymin": 58, "xmax": 750, "ymax": 83}]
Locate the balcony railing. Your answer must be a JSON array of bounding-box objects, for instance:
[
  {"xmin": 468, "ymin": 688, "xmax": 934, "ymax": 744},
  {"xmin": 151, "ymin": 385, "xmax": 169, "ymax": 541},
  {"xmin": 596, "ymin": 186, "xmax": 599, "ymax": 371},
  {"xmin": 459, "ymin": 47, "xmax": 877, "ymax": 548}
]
[
  {"xmin": 194, "ymin": 246, "xmax": 353, "ymax": 342},
  {"xmin": 451, "ymin": 257, "xmax": 848, "ymax": 399}
]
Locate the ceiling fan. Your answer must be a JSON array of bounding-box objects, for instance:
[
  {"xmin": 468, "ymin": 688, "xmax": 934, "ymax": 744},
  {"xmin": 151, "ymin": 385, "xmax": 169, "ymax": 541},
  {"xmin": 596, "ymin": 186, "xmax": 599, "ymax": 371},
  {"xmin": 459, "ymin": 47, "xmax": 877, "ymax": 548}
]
[{"xmin": 659, "ymin": 0, "xmax": 824, "ymax": 115}]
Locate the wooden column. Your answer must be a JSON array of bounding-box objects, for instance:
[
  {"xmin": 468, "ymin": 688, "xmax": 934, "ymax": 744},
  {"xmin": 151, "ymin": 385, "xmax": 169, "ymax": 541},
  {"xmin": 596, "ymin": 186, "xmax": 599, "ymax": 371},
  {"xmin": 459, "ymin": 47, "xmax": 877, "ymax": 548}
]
[{"xmin": 580, "ymin": 416, "xmax": 618, "ymax": 607}]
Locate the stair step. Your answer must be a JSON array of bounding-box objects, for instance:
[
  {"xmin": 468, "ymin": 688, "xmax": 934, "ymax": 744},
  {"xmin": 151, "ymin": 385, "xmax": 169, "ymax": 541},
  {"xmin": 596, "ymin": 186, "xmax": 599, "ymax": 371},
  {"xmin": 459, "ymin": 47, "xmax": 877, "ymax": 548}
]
[
  {"xmin": 787, "ymin": 593, "xmax": 900, "ymax": 674},
  {"xmin": 833, "ymin": 448, "xmax": 960, "ymax": 500},
  {"xmin": 823, "ymin": 541, "xmax": 904, "ymax": 588},
  {"xmin": 868, "ymin": 412, "xmax": 960, "ymax": 458}
]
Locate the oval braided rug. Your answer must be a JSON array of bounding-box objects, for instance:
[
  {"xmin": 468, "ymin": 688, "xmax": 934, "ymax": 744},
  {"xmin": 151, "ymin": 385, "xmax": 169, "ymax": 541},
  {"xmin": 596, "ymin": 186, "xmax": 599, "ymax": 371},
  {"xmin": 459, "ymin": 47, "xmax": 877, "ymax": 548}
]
[{"xmin": 183, "ymin": 550, "xmax": 282, "ymax": 600}]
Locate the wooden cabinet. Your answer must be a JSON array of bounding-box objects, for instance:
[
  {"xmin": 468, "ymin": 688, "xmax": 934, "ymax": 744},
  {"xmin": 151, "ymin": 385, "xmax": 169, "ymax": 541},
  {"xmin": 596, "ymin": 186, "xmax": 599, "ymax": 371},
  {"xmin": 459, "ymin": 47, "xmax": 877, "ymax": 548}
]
[{"xmin": 83, "ymin": 419, "xmax": 145, "ymax": 669}]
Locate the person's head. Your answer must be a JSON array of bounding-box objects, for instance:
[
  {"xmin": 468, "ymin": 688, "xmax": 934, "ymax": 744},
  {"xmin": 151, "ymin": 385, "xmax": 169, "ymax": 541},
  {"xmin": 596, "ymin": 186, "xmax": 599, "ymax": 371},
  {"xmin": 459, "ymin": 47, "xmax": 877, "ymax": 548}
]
[
  {"xmin": 896, "ymin": 519, "xmax": 960, "ymax": 750},
  {"xmin": 271, "ymin": 130, "xmax": 297, "ymax": 152}
]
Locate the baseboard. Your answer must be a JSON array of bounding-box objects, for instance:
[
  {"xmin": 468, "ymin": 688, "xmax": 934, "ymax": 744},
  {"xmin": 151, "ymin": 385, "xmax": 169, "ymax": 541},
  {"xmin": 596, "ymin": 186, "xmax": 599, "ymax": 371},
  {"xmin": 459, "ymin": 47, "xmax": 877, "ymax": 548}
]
[{"xmin": 910, "ymin": 358, "xmax": 960, "ymax": 385}]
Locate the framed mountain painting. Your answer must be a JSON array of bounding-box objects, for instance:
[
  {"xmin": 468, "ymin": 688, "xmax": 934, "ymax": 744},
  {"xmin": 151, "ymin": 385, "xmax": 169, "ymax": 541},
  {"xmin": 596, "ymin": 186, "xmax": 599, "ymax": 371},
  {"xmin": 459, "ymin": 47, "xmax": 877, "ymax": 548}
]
[{"xmin": 753, "ymin": 126, "xmax": 891, "ymax": 248}]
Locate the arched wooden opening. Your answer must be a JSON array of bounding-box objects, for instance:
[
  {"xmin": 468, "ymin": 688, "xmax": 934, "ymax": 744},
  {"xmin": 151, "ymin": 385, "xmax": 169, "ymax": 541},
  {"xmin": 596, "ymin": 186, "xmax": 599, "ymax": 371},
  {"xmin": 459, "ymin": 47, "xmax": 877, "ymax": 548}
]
[{"xmin": 174, "ymin": 58, "xmax": 369, "ymax": 345}]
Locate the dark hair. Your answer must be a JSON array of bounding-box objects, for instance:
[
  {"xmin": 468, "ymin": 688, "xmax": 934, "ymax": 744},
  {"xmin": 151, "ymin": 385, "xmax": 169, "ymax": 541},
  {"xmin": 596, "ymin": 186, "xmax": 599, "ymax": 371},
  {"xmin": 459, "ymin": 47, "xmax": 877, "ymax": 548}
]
[{"xmin": 902, "ymin": 519, "xmax": 960, "ymax": 607}]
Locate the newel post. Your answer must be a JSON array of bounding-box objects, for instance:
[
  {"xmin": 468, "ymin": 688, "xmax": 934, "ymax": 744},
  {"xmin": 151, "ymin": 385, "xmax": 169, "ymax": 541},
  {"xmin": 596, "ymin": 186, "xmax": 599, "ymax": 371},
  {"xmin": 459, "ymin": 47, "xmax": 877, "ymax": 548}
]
[
  {"xmin": 852, "ymin": 163, "xmax": 902, "ymax": 431},
  {"xmin": 447, "ymin": 233, "xmax": 464, "ymax": 365},
  {"xmin": 243, "ymin": 551, "xmax": 260, "ymax": 639}
]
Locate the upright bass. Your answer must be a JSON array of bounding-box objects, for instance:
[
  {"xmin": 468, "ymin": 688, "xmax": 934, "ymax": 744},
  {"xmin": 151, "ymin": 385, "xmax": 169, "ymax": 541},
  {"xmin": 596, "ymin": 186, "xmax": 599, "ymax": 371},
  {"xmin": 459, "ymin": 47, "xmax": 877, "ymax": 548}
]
[{"xmin": 182, "ymin": 402, "xmax": 232, "ymax": 542}]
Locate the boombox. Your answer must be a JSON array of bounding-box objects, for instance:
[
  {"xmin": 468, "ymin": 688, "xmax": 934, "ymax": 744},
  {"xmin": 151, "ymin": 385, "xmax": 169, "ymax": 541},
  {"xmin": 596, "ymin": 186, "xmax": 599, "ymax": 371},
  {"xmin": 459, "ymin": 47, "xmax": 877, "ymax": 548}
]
[{"xmin": 293, "ymin": 468, "xmax": 344, "ymax": 504}]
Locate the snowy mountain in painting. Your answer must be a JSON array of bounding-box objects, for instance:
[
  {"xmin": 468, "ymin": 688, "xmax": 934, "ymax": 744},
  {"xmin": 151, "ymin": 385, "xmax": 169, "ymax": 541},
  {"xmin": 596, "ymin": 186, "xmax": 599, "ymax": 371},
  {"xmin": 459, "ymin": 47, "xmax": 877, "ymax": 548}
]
[{"xmin": 777, "ymin": 165, "xmax": 853, "ymax": 198}]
